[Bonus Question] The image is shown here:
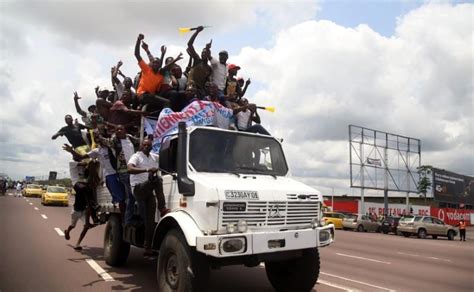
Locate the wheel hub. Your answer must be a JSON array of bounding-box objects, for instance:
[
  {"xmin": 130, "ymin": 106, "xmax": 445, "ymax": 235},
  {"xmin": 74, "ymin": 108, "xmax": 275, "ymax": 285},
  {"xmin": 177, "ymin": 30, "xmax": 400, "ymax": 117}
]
[{"xmin": 166, "ymin": 254, "xmax": 179, "ymax": 288}]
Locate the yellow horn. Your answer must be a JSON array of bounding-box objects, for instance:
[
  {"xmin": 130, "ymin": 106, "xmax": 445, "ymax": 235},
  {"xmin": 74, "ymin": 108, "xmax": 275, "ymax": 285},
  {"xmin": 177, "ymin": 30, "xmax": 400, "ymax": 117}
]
[{"xmin": 265, "ymin": 106, "xmax": 275, "ymax": 113}]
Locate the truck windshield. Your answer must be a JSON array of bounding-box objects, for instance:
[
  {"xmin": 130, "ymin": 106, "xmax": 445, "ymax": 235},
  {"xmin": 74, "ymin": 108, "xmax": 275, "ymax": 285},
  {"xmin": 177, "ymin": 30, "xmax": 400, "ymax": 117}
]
[{"xmin": 189, "ymin": 128, "xmax": 288, "ymax": 176}]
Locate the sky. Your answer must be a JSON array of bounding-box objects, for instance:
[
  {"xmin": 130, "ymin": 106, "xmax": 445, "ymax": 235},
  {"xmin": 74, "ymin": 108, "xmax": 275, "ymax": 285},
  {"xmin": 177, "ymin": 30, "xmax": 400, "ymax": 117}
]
[{"xmin": 0, "ymin": 0, "xmax": 472, "ymax": 196}]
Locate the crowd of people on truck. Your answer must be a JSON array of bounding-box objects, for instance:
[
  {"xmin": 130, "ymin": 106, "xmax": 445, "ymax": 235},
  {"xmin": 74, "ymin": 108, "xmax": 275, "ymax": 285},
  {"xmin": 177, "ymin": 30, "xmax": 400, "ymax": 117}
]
[{"xmin": 52, "ymin": 26, "xmax": 269, "ymax": 254}]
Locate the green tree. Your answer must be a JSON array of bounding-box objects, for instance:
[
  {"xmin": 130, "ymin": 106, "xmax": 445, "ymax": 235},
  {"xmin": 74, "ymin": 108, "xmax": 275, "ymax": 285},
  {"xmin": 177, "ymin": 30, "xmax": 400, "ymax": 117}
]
[{"xmin": 417, "ymin": 165, "xmax": 432, "ymax": 204}]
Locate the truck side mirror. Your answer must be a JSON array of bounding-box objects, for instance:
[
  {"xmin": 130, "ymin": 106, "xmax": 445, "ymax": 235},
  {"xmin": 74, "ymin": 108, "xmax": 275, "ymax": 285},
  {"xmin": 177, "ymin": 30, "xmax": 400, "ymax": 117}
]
[{"xmin": 159, "ymin": 139, "xmax": 177, "ymax": 174}]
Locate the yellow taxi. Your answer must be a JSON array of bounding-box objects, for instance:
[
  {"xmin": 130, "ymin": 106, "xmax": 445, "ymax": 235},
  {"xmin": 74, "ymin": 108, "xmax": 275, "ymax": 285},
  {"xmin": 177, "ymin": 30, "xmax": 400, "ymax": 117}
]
[
  {"xmin": 41, "ymin": 186, "xmax": 69, "ymax": 206},
  {"xmin": 322, "ymin": 212, "xmax": 347, "ymax": 229},
  {"xmin": 22, "ymin": 184, "xmax": 44, "ymax": 198}
]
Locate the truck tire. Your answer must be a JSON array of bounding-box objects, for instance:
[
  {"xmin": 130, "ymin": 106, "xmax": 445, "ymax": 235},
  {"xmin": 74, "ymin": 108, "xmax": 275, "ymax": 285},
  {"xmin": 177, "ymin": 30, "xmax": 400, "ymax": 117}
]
[
  {"xmin": 104, "ymin": 215, "xmax": 130, "ymax": 267},
  {"xmin": 157, "ymin": 229, "xmax": 209, "ymax": 292},
  {"xmin": 265, "ymin": 248, "xmax": 320, "ymax": 292}
]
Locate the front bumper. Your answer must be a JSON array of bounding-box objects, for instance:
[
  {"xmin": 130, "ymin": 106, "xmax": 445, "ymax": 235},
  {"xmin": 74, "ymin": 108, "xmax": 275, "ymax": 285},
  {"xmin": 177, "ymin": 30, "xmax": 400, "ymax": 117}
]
[
  {"xmin": 44, "ymin": 197, "xmax": 69, "ymax": 205},
  {"xmin": 196, "ymin": 225, "xmax": 335, "ymax": 258}
]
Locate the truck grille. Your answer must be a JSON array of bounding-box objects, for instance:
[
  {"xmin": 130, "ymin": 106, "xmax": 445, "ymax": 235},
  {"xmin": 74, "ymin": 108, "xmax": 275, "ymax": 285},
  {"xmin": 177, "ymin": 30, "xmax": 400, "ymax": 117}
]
[{"xmin": 221, "ymin": 201, "xmax": 319, "ymax": 227}]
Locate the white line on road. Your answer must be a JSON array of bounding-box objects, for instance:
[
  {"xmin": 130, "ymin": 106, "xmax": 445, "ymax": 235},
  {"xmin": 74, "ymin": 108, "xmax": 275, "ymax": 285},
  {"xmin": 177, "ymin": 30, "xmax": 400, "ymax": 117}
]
[
  {"xmin": 25, "ymin": 199, "xmax": 29, "ymax": 202},
  {"xmin": 336, "ymin": 253, "xmax": 391, "ymax": 264},
  {"xmin": 54, "ymin": 228, "xmax": 65, "ymax": 237},
  {"xmin": 318, "ymin": 279, "xmax": 360, "ymax": 291},
  {"xmin": 34, "ymin": 207, "xmax": 39, "ymax": 211},
  {"xmin": 321, "ymin": 272, "xmax": 396, "ymax": 292},
  {"xmin": 29, "ymin": 202, "xmax": 33, "ymax": 205},
  {"xmin": 86, "ymin": 259, "xmax": 114, "ymax": 282},
  {"xmin": 41, "ymin": 214, "xmax": 48, "ymax": 219},
  {"xmin": 397, "ymin": 252, "xmax": 451, "ymax": 262}
]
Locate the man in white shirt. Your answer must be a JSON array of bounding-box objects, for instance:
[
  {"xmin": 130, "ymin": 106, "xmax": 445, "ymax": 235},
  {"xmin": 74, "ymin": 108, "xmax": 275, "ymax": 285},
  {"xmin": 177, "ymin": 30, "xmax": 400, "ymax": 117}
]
[
  {"xmin": 128, "ymin": 138, "xmax": 170, "ymax": 256},
  {"xmin": 209, "ymin": 50, "xmax": 228, "ymax": 94},
  {"xmin": 234, "ymin": 98, "xmax": 270, "ymax": 135}
]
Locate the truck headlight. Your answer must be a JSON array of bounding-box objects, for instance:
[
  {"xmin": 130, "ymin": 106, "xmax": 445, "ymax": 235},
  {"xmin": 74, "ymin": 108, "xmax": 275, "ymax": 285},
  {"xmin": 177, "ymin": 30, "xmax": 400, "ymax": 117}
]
[
  {"xmin": 226, "ymin": 223, "xmax": 236, "ymax": 234},
  {"xmin": 237, "ymin": 220, "xmax": 248, "ymax": 233},
  {"xmin": 220, "ymin": 237, "xmax": 246, "ymax": 254},
  {"xmin": 311, "ymin": 218, "xmax": 318, "ymax": 229}
]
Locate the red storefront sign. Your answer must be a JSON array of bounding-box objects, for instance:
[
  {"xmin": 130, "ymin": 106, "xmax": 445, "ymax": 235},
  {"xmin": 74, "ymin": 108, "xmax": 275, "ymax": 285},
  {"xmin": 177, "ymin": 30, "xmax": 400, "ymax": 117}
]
[{"xmin": 431, "ymin": 207, "xmax": 472, "ymax": 226}]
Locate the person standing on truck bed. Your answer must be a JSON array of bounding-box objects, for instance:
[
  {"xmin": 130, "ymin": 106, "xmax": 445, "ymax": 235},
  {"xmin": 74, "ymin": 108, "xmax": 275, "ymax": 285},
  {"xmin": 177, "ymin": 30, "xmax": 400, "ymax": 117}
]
[
  {"xmin": 127, "ymin": 138, "xmax": 170, "ymax": 257},
  {"xmin": 51, "ymin": 114, "xmax": 89, "ymax": 154},
  {"xmin": 100, "ymin": 125, "xmax": 137, "ymax": 225}
]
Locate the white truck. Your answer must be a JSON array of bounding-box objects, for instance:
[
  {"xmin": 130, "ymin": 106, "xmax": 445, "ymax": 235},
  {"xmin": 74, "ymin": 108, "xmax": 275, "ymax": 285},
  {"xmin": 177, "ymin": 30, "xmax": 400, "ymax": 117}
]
[{"xmin": 98, "ymin": 122, "xmax": 335, "ymax": 292}]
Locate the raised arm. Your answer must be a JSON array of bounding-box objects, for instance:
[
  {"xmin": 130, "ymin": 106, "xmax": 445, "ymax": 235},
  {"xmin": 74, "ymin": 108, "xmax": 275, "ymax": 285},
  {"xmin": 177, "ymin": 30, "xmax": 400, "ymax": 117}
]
[
  {"xmin": 187, "ymin": 26, "xmax": 204, "ymax": 62},
  {"xmin": 141, "ymin": 41, "xmax": 155, "ymax": 63},
  {"xmin": 73, "ymin": 91, "xmax": 87, "ymax": 117},
  {"xmin": 239, "ymin": 78, "xmax": 251, "ymax": 98},
  {"xmin": 135, "ymin": 34, "xmax": 144, "ymax": 62},
  {"xmin": 111, "ymin": 61, "xmax": 123, "ymax": 86},
  {"xmin": 162, "ymin": 52, "xmax": 184, "ymax": 72},
  {"xmin": 62, "ymin": 144, "xmax": 89, "ymax": 161}
]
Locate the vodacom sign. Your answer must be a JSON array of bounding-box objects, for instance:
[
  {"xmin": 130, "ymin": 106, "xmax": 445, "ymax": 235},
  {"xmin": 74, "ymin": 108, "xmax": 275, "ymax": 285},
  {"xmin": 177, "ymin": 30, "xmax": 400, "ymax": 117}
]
[
  {"xmin": 437, "ymin": 208, "xmax": 446, "ymax": 222},
  {"xmin": 432, "ymin": 207, "xmax": 472, "ymax": 226}
]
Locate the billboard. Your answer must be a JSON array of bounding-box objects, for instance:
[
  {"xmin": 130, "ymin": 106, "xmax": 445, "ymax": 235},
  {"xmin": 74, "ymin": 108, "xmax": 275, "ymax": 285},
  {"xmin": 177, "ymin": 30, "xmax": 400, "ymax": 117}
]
[
  {"xmin": 432, "ymin": 168, "xmax": 474, "ymax": 205},
  {"xmin": 349, "ymin": 125, "xmax": 421, "ymax": 192}
]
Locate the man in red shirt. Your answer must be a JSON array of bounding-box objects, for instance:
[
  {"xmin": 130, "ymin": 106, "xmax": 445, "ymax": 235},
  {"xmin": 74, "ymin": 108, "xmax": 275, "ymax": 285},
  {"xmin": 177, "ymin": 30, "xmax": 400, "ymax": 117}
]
[{"xmin": 134, "ymin": 33, "xmax": 182, "ymax": 113}]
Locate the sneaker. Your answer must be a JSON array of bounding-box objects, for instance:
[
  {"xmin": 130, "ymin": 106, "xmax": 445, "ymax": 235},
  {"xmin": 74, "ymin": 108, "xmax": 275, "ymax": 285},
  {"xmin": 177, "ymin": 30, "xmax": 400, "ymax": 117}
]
[
  {"xmin": 159, "ymin": 208, "xmax": 171, "ymax": 217},
  {"xmin": 64, "ymin": 229, "xmax": 70, "ymax": 240}
]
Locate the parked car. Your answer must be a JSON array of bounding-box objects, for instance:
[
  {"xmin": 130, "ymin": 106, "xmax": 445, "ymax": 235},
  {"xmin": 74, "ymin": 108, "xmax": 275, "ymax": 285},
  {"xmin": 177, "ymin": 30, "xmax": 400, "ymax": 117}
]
[
  {"xmin": 22, "ymin": 184, "xmax": 44, "ymax": 198},
  {"xmin": 342, "ymin": 214, "xmax": 381, "ymax": 232},
  {"xmin": 380, "ymin": 216, "xmax": 401, "ymax": 234},
  {"xmin": 41, "ymin": 186, "xmax": 69, "ymax": 206},
  {"xmin": 398, "ymin": 215, "xmax": 457, "ymax": 240},
  {"xmin": 322, "ymin": 212, "xmax": 346, "ymax": 229}
]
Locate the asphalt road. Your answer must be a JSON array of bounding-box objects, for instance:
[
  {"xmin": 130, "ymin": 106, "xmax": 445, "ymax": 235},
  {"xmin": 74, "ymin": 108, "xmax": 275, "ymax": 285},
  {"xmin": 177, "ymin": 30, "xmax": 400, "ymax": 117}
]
[{"xmin": 1, "ymin": 191, "xmax": 473, "ymax": 292}]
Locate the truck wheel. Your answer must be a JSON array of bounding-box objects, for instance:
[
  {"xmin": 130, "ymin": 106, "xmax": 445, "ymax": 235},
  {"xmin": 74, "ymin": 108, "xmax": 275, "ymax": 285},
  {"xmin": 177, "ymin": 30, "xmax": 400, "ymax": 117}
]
[
  {"xmin": 104, "ymin": 215, "xmax": 130, "ymax": 266},
  {"xmin": 157, "ymin": 230, "xmax": 209, "ymax": 292},
  {"xmin": 265, "ymin": 248, "xmax": 319, "ymax": 292},
  {"xmin": 417, "ymin": 229, "xmax": 427, "ymax": 239},
  {"xmin": 447, "ymin": 230, "xmax": 455, "ymax": 240},
  {"xmin": 357, "ymin": 225, "xmax": 364, "ymax": 232}
]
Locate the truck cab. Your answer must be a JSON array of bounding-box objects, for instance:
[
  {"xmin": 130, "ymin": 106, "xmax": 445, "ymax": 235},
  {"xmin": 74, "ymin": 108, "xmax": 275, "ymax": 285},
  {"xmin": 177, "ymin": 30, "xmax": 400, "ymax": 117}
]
[{"xmin": 101, "ymin": 123, "xmax": 334, "ymax": 292}]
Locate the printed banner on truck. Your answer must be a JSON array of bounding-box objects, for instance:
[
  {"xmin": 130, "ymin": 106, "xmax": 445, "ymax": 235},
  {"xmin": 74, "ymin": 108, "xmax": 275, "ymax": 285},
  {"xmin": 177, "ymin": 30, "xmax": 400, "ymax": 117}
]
[
  {"xmin": 432, "ymin": 168, "xmax": 474, "ymax": 205},
  {"xmin": 152, "ymin": 100, "xmax": 233, "ymax": 152}
]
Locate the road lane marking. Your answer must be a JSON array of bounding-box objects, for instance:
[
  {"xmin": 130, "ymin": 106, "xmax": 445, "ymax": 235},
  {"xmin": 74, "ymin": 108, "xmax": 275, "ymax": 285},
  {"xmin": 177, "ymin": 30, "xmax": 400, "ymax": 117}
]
[
  {"xmin": 54, "ymin": 228, "xmax": 65, "ymax": 237},
  {"xmin": 86, "ymin": 259, "xmax": 114, "ymax": 282},
  {"xmin": 41, "ymin": 214, "xmax": 48, "ymax": 219},
  {"xmin": 318, "ymin": 279, "xmax": 360, "ymax": 291},
  {"xmin": 34, "ymin": 207, "xmax": 39, "ymax": 211},
  {"xmin": 29, "ymin": 202, "xmax": 33, "ymax": 205},
  {"xmin": 336, "ymin": 253, "xmax": 391, "ymax": 264},
  {"xmin": 397, "ymin": 252, "xmax": 451, "ymax": 262},
  {"xmin": 321, "ymin": 272, "xmax": 396, "ymax": 291}
]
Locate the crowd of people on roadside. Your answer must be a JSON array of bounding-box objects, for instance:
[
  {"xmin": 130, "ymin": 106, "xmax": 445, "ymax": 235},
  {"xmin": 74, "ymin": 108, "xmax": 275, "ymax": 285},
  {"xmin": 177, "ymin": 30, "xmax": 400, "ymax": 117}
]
[{"xmin": 52, "ymin": 26, "xmax": 269, "ymax": 254}]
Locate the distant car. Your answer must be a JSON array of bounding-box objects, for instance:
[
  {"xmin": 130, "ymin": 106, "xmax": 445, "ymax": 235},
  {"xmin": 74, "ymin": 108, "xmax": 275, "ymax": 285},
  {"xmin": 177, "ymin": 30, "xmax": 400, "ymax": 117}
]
[
  {"xmin": 380, "ymin": 216, "xmax": 401, "ymax": 234},
  {"xmin": 22, "ymin": 184, "xmax": 44, "ymax": 198},
  {"xmin": 322, "ymin": 212, "xmax": 346, "ymax": 229},
  {"xmin": 342, "ymin": 214, "xmax": 381, "ymax": 232},
  {"xmin": 398, "ymin": 215, "xmax": 457, "ymax": 240},
  {"xmin": 41, "ymin": 186, "xmax": 69, "ymax": 207}
]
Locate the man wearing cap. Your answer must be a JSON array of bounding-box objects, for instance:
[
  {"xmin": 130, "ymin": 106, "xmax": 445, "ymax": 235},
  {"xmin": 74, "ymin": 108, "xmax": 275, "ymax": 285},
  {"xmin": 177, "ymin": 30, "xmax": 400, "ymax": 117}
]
[{"xmin": 225, "ymin": 64, "xmax": 242, "ymax": 103}]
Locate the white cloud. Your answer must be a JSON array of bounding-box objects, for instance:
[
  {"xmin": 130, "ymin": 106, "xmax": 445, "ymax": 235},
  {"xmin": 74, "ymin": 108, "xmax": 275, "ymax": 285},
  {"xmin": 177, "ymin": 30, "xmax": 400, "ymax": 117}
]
[{"xmin": 0, "ymin": 1, "xmax": 472, "ymax": 197}]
